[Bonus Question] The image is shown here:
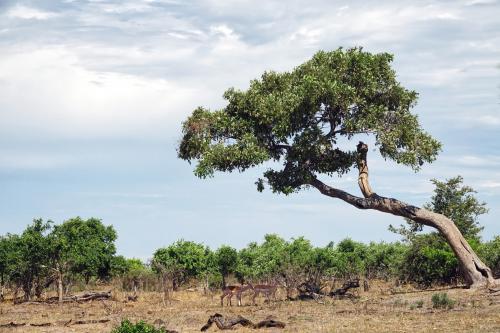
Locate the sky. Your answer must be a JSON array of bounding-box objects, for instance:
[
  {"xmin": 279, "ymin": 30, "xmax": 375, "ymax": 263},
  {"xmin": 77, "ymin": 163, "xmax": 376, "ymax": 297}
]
[{"xmin": 0, "ymin": 0, "xmax": 499, "ymax": 259}]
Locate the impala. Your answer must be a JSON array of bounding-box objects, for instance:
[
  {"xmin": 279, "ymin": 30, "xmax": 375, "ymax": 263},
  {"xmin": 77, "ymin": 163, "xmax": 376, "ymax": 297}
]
[
  {"xmin": 220, "ymin": 284, "xmax": 252, "ymax": 306},
  {"xmin": 249, "ymin": 283, "xmax": 278, "ymax": 305}
]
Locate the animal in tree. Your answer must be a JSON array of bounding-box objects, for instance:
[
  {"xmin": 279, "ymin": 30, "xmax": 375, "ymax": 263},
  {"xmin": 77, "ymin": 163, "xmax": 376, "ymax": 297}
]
[{"xmin": 178, "ymin": 47, "xmax": 498, "ymax": 288}]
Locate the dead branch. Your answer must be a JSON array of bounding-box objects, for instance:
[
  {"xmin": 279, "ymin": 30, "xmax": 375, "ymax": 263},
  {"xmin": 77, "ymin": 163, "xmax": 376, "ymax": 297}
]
[
  {"xmin": 200, "ymin": 313, "xmax": 285, "ymax": 331},
  {"xmin": 0, "ymin": 322, "xmax": 26, "ymax": 328},
  {"xmin": 44, "ymin": 291, "xmax": 112, "ymax": 303},
  {"xmin": 329, "ymin": 279, "xmax": 360, "ymax": 298},
  {"xmin": 64, "ymin": 318, "xmax": 111, "ymax": 326},
  {"xmin": 0, "ymin": 318, "xmax": 111, "ymax": 328}
]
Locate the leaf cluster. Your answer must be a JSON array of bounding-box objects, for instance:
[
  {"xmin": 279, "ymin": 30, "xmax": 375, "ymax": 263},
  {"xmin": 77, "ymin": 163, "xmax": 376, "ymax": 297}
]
[
  {"xmin": 0, "ymin": 217, "xmax": 118, "ymax": 300},
  {"xmin": 179, "ymin": 48, "xmax": 441, "ymax": 194},
  {"xmin": 111, "ymin": 320, "xmax": 168, "ymax": 333}
]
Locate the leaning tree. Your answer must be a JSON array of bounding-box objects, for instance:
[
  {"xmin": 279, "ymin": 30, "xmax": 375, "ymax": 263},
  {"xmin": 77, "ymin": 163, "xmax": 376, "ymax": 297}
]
[{"xmin": 178, "ymin": 48, "xmax": 497, "ymax": 288}]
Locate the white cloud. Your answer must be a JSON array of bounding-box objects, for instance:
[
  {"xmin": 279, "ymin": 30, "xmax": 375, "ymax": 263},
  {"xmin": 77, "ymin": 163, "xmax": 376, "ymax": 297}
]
[
  {"xmin": 0, "ymin": 46, "xmax": 198, "ymax": 140},
  {"xmin": 432, "ymin": 12, "xmax": 461, "ymax": 20},
  {"xmin": 0, "ymin": 0, "xmax": 499, "ymax": 243},
  {"xmin": 457, "ymin": 114, "xmax": 500, "ymax": 128},
  {"xmin": 466, "ymin": 0, "xmax": 498, "ymax": 6},
  {"xmin": 100, "ymin": 2, "xmax": 153, "ymax": 13},
  {"xmin": 290, "ymin": 26, "xmax": 323, "ymax": 47},
  {"xmin": 7, "ymin": 5, "xmax": 58, "ymax": 20},
  {"xmin": 459, "ymin": 155, "xmax": 500, "ymax": 167},
  {"xmin": 479, "ymin": 181, "xmax": 500, "ymax": 189},
  {"xmin": 80, "ymin": 191, "xmax": 168, "ymax": 199},
  {"xmin": 0, "ymin": 152, "xmax": 74, "ymax": 170}
]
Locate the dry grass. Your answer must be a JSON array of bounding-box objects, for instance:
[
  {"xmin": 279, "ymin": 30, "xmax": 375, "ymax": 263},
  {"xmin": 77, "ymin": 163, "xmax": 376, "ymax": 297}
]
[{"xmin": 1, "ymin": 281, "xmax": 499, "ymax": 332}]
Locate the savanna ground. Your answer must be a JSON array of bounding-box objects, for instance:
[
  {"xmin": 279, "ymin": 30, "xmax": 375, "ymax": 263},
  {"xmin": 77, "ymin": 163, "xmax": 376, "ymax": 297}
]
[{"xmin": 1, "ymin": 281, "xmax": 499, "ymax": 333}]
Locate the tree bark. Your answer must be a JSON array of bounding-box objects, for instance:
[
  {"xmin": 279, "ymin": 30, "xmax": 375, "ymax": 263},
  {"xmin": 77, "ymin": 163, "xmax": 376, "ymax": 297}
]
[
  {"xmin": 307, "ymin": 142, "xmax": 498, "ymax": 288},
  {"xmin": 57, "ymin": 266, "xmax": 63, "ymax": 304}
]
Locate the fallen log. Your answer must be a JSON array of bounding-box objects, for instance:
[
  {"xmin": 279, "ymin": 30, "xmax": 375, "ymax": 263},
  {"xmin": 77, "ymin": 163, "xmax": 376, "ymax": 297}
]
[
  {"xmin": 201, "ymin": 313, "xmax": 285, "ymax": 331},
  {"xmin": 64, "ymin": 318, "xmax": 111, "ymax": 326},
  {"xmin": 30, "ymin": 322, "xmax": 52, "ymax": 327},
  {"xmin": 294, "ymin": 282, "xmax": 328, "ymax": 302},
  {"xmin": 0, "ymin": 318, "xmax": 112, "ymax": 328},
  {"xmin": 44, "ymin": 291, "xmax": 112, "ymax": 303},
  {"xmin": 295, "ymin": 292, "xmax": 325, "ymax": 303},
  {"xmin": 254, "ymin": 319, "xmax": 286, "ymax": 329},
  {"xmin": 330, "ymin": 279, "xmax": 360, "ymax": 298},
  {"xmin": 0, "ymin": 322, "xmax": 26, "ymax": 328}
]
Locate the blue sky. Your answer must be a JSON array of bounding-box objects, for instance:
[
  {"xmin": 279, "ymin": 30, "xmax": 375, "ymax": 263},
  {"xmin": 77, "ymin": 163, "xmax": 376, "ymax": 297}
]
[{"xmin": 0, "ymin": 0, "xmax": 499, "ymax": 259}]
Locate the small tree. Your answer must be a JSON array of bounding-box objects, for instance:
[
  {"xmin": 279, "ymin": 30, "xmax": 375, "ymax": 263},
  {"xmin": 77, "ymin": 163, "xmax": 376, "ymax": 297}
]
[
  {"xmin": 333, "ymin": 239, "xmax": 367, "ymax": 279},
  {"xmin": 9, "ymin": 219, "xmax": 52, "ymax": 301},
  {"xmin": 201, "ymin": 247, "xmax": 221, "ymax": 291},
  {"xmin": 364, "ymin": 242, "xmax": 406, "ymax": 280},
  {"xmin": 112, "ymin": 257, "xmax": 149, "ymax": 294},
  {"xmin": 280, "ymin": 237, "xmax": 314, "ymax": 298},
  {"xmin": 303, "ymin": 245, "xmax": 336, "ymax": 293},
  {"xmin": 479, "ymin": 237, "xmax": 500, "ymax": 278},
  {"xmin": 0, "ymin": 235, "xmax": 19, "ymax": 301},
  {"xmin": 235, "ymin": 235, "xmax": 288, "ymax": 283},
  {"xmin": 391, "ymin": 176, "xmax": 488, "ymax": 286},
  {"xmin": 152, "ymin": 240, "xmax": 206, "ymax": 289},
  {"xmin": 235, "ymin": 242, "xmax": 259, "ymax": 282},
  {"xmin": 215, "ymin": 245, "xmax": 238, "ymax": 287},
  {"xmin": 178, "ymin": 48, "xmax": 496, "ymax": 287},
  {"xmin": 252, "ymin": 234, "xmax": 287, "ymax": 281},
  {"xmin": 391, "ymin": 176, "xmax": 487, "ymax": 241},
  {"xmin": 49, "ymin": 217, "xmax": 117, "ymax": 301}
]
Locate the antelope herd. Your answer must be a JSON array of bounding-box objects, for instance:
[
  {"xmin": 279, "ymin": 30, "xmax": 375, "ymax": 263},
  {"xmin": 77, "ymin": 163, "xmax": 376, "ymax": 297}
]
[{"xmin": 220, "ymin": 283, "xmax": 278, "ymax": 307}]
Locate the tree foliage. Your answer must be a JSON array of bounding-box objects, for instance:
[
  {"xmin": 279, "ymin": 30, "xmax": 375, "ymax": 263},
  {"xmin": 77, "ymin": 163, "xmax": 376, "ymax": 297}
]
[
  {"xmin": 50, "ymin": 217, "xmax": 117, "ymax": 284},
  {"xmin": 179, "ymin": 48, "xmax": 441, "ymax": 194},
  {"xmin": 111, "ymin": 320, "xmax": 168, "ymax": 333},
  {"xmin": 4, "ymin": 219, "xmax": 52, "ymax": 300},
  {"xmin": 479, "ymin": 236, "xmax": 500, "ymax": 277},
  {"xmin": 152, "ymin": 240, "xmax": 207, "ymax": 289},
  {"xmin": 390, "ymin": 176, "xmax": 489, "ymax": 286},
  {"xmin": 399, "ymin": 234, "xmax": 460, "ymax": 286},
  {"xmin": 215, "ymin": 245, "xmax": 238, "ymax": 287},
  {"xmin": 0, "ymin": 218, "xmax": 118, "ymax": 300},
  {"xmin": 391, "ymin": 176, "xmax": 487, "ymax": 241}
]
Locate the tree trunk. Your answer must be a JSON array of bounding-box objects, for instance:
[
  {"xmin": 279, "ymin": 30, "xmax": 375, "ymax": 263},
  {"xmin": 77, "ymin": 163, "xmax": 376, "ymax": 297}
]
[
  {"xmin": 307, "ymin": 142, "xmax": 498, "ymax": 288},
  {"xmin": 57, "ymin": 266, "xmax": 63, "ymax": 304},
  {"xmin": 133, "ymin": 281, "xmax": 138, "ymax": 298}
]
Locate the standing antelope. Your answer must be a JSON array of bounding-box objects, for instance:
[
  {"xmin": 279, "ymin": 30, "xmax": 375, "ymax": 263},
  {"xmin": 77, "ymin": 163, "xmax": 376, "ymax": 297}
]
[
  {"xmin": 249, "ymin": 283, "xmax": 278, "ymax": 305},
  {"xmin": 220, "ymin": 284, "xmax": 253, "ymax": 306}
]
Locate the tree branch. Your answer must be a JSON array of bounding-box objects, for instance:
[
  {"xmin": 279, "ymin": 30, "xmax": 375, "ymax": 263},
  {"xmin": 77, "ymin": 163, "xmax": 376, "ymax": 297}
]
[
  {"xmin": 306, "ymin": 142, "xmax": 498, "ymax": 287},
  {"xmin": 274, "ymin": 144, "xmax": 291, "ymax": 151},
  {"xmin": 356, "ymin": 141, "xmax": 374, "ymax": 198},
  {"xmin": 307, "ymin": 177, "xmax": 420, "ymax": 221}
]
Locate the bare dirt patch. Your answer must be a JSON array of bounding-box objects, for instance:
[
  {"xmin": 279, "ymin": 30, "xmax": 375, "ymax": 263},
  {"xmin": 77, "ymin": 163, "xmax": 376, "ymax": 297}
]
[{"xmin": 1, "ymin": 282, "xmax": 499, "ymax": 332}]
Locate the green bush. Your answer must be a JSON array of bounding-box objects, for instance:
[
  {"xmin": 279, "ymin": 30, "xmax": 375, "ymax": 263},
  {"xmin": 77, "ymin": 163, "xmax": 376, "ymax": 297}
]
[
  {"xmin": 364, "ymin": 242, "xmax": 406, "ymax": 279},
  {"xmin": 478, "ymin": 236, "xmax": 500, "ymax": 277},
  {"xmin": 111, "ymin": 320, "xmax": 167, "ymax": 333},
  {"xmin": 215, "ymin": 245, "xmax": 238, "ymax": 286},
  {"xmin": 333, "ymin": 238, "xmax": 367, "ymax": 278},
  {"xmin": 400, "ymin": 234, "xmax": 459, "ymax": 286},
  {"xmin": 431, "ymin": 292, "xmax": 455, "ymax": 309},
  {"xmin": 152, "ymin": 240, "xmax": 207, "ymax": 289}
]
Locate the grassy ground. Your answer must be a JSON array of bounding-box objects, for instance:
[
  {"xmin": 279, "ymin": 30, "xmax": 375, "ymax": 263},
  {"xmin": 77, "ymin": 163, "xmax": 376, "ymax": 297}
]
[{"xmin": 1, "ymin": 282, "xmax": 499, "ymax": 332}]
